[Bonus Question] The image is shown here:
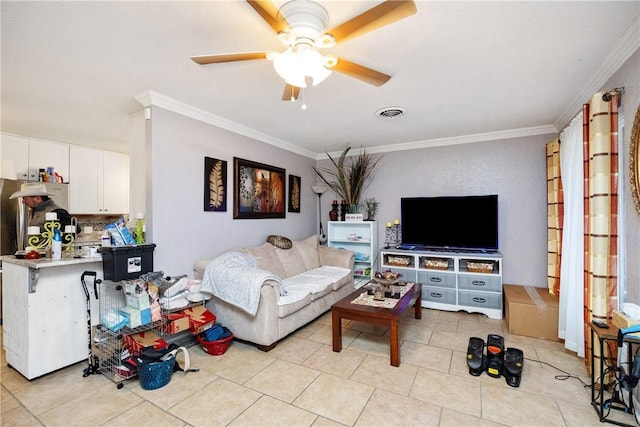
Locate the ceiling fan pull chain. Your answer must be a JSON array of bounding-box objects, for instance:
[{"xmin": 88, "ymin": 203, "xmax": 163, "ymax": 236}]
[{"xmin": 301, "ymin": 87, "xmax": 307, "ymax": 110}]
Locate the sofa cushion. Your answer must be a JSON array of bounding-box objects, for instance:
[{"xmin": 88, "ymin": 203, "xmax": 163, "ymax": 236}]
[
  {"xmin": 306, "ymin": 266, "xmax": 353, "ymax": 291},
  {"xmin": 292, "ymin": 235, "xmax": 320, "ymax": 270},
  {"xmin": 245, "ymin": 243, "xmax": 286, "ymax": 278},
  {"xmin": 283, "ymin": 275, "xmax": 333, "ymax": 301},
  {"xmin": 274, "ymin": 246, "xmax": 306, "ymax": 278},
  {"xmin": 277, "ymin": 288, "xmax": 312, "ymax": 318}
]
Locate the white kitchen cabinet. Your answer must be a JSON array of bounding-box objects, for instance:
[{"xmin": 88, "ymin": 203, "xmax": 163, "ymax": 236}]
[
  {"xmin": 1, "ymin": 133, "xmax": 29, "ymax": 179},
  {"xmin": 1, "ymin": 133, "xmax": 70, "ymax": 181},
  {"xmin": 69, "ymin": 146, "xmax": 129, "ymax": 214},
  {"xmin": 28, "ymin": 138, "xmax": 70, "ymax": 182},
  {"xmin": 102, "ymin": 150, "xmax": 129, "ymax": 214}
]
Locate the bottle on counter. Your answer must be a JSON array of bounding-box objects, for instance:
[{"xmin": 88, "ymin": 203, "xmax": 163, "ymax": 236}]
[
  {"xmin": 101, "ymin": 231, "xmax": 111, "ymax": 247},
  {"xmin": 51, "ymin": 229, "xmax": 62, "ymax": 260},
  {"xmin": 132, "ymin": 212, "xmax": 145, "ymax": 244}
]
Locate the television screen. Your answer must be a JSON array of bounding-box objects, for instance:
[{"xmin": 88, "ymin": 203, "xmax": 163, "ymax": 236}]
[{"xmin": 400, "ymin": 195, "xmax": 498, "ymax": 251}]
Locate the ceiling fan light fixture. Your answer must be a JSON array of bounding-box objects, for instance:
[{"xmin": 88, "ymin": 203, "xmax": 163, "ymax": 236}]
[
  {"xmin": 273, "ymin": 48, "xmax": 307, "ymax": 87},
  {"xmin": 271, "ymin": 43, "xmax": 332, "ymax": 88}
]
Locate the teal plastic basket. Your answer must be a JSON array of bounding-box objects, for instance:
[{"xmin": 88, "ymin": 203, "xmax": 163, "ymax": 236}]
[{"xmin": 138, "ymin": 356, "xmax": 175, "ymax": 390}]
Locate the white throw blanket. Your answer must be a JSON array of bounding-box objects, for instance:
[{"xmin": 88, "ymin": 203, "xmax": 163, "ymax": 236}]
[{"xmin": 201, "ymin": 251, "xmax": 285, "ymax": 316}]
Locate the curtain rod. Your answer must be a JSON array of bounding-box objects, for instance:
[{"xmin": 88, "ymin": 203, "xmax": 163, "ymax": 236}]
[{"xmin": 602, "ymin": 87, "xmax": 625, "ymax": 102}]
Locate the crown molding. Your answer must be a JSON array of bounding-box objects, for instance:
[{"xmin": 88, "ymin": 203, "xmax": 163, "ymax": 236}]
[
  {"xmin": 318, "ymin": 125, "xmax": 558, "ymax": 159},
  {"xmin": 134, "ymin": 91, "xmax": 318, "ymax": 159},
  {"xmin": 555, "ymin": 15, "xmax": 640, "ymax": 130},
  {"xmin": 137, "ymin": 91, "xmax": 558, "ymax": 161}
]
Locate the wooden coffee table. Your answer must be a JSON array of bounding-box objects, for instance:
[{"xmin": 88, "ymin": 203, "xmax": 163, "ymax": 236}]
[{"xmin": 331, "ymin": 282, "xmax": 422, "ymax": 367}]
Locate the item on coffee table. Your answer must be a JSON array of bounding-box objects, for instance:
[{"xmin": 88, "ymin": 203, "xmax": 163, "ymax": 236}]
[{"xmin": 373, "ymin": 269, "xmax": 403, "ymax": 286}]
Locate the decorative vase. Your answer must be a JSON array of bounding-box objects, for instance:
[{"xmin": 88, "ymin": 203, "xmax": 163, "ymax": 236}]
[
  {"xmin": 340, "ymin": 200, "xmax": 347, "ymax": 221},
  {"xmin": 329, "ymin": 203, "xmax": 339, "ymax": 221}
]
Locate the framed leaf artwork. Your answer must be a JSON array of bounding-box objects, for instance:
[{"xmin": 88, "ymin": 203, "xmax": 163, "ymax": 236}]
[
  {"xmin": 204, "ymin": 157, "xmax": 227, "ymax": 212},
  {"xmin": 288, "ymin": 175, "xmax": 301, "ymax": 213},
  {"xmin": 233, "ymin": 157, "xmax": 286, "ymax": 219}
]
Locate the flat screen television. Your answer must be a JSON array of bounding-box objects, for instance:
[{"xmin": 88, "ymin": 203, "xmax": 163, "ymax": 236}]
[{"xmin": 400, "ymin": 195, "xmax": 498, "ymax": 251}]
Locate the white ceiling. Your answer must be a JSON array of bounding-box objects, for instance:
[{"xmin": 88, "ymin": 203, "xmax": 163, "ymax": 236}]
[{"xmin": 2, "ymin": 1, "xmax": 639, "ymax": 157}]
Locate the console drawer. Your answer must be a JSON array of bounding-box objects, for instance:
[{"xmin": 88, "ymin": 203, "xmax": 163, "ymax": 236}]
[
  {"xmin": 458, "ymin": 275, "xmax": 501, "ymax": 292},
  {"xmin": 422, "ymin": 285, "xmax": 456, "ymax": 305},
  {"xmin": 418, "ymin": 271, "xmax": 456, "ymax": 289},
  {"xmin": 458, "ymin": 290, "xmax": 502, "ymax": 309}
]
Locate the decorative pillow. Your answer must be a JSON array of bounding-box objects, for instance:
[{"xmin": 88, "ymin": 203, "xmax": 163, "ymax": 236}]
[
  {"xmin": 292, "ymin": 235, "xmax": 320, "ymax": 270},
  {"xmin": 274, "ymin": 246, "xmax": 306, "ymax": 278},
  {"xmin": 267, "ymin": 235, "xmax": 292, "ymax": 249},
  {"xmin": 245, "ymin": 244, "xmax": 285, "ymax": 278}
]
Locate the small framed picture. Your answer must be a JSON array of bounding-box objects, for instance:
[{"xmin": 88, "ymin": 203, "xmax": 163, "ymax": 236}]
[
  {"xmin": 204, "ymin": 157, "xmax": 227, "ymax": 212},
  {"xmin": 288, "ymin": 175, "xmax": 301, "ymax": 213}
]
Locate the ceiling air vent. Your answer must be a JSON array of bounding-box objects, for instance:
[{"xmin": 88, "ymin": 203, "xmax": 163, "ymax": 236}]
[{"xmin": 376, "ymin": 107, "xmax": 406, "ymax": 119}]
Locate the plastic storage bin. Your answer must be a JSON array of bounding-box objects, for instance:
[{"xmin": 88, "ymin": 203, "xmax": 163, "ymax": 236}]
[{"xmin": 98, "ymin": 244, "xmax": 156, "ymax": 281}]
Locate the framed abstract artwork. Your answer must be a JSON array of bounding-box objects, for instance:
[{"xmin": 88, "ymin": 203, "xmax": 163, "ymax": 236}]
[
  {"xmin": 288, "ymin": 175, "xmax": 301, "ymax": 213},
  {"xmin": 204, "ymin": 157, "xmax": 227, "ymax": 212},
  {"xmin": 233, "ymin": 157, "xmax": 286, "ymax": 219}
]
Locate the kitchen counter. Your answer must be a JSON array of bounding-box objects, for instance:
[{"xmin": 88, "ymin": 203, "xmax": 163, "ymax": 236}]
[
  {"xmin": 2, "ymin": 254, "xmax": 104, "ymax": 379},
  {"xmin": 1, "ymin": 254, "xmax": 103, "ymax": 269}
]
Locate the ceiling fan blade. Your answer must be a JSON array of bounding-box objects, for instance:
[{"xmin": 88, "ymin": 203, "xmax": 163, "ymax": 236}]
[
  {"xmin": 332, "ymin": 58, "xmax": 391, "ymax": 87},
  {"xmin": 325, "ymin": 0, "xmax": 417, "ymax": 44},
  {"xmin": 281, "ymin": 85, "xmax": 301, "ymax": 101},
  {"xmin": 246, "ymin": 0, "xmax": 291, "ymax": 34},
  {"xmin": 191, "ymin": 52, "xmax": 269, "ymax": 65}
]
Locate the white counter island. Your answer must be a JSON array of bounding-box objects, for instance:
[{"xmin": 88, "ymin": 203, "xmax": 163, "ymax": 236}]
[{"xmin": 1, "ymin": 255, "xmax": 103, "ymax": 379}]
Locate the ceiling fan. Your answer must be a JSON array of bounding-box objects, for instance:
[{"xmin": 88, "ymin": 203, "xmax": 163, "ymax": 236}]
[{"xmin": 191, "ymin": 0, "xmax": 417, "ymax": 101}]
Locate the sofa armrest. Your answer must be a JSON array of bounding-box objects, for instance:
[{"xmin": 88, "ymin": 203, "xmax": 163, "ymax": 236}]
[
  {"xmin": 318, "ymin": 245, "xmax": 355, "ymax": 269},
  {"xmin": 193, "ymin": 259, "xmax": 209, "ymax": 280}
]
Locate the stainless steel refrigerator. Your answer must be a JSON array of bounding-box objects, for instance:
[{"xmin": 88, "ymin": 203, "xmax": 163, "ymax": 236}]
[
  {"xmin": 0, "ymin": 179, "xmax": 69, "ymax": 322},
  {"xmin": 0, "ymin": 179, "xmax": 69, "ymax": 255}
]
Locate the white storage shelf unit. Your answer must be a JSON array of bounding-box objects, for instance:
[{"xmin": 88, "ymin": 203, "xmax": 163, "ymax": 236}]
[
  {"xmin": 327, "ymin": 221, "xmax": 377, "ymax": 286},
  {"xmin": 380, "ymin": 249, "xmax": 503, "ymax": 319}
]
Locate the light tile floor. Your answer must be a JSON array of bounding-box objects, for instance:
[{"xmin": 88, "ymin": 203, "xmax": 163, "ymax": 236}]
[{"xmin": 0, "ymin": 308, "xmax": 634, "ymax": 426}]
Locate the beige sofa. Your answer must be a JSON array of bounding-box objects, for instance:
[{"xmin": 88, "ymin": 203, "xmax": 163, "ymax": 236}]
[{"xmin": 194, "ymin": 235, "xmax": 355, "ymax": 350}]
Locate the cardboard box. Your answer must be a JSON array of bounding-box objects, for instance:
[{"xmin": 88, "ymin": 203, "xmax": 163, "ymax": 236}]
[
  {"xmin": 612, "ymin": 311, "xmax": 640, "ymax": 339},
  {"xmin": 503, "ymin": 284, "xmax": 560, "ymax": 341},
  {"xmin": 125, "ymin": 293, "xmax": 150, "ymax": 310},
  {"xmin": 159, "ymin": 312, "xmax": 190, "ymax": 335},
  {"xmin": 613, "ymin": 310, "xmax": 640, "ymax": 330},
  {"xmin": 120, "ymin": 306, "xmax": 151, "ymax": 328},
  {"xmin": 182, "ymin": 305, "xmax": 216, "ymax": 334},
  {"xmin": 123, "ymin": 331, "xmax": 168, "ymax": 352}
]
